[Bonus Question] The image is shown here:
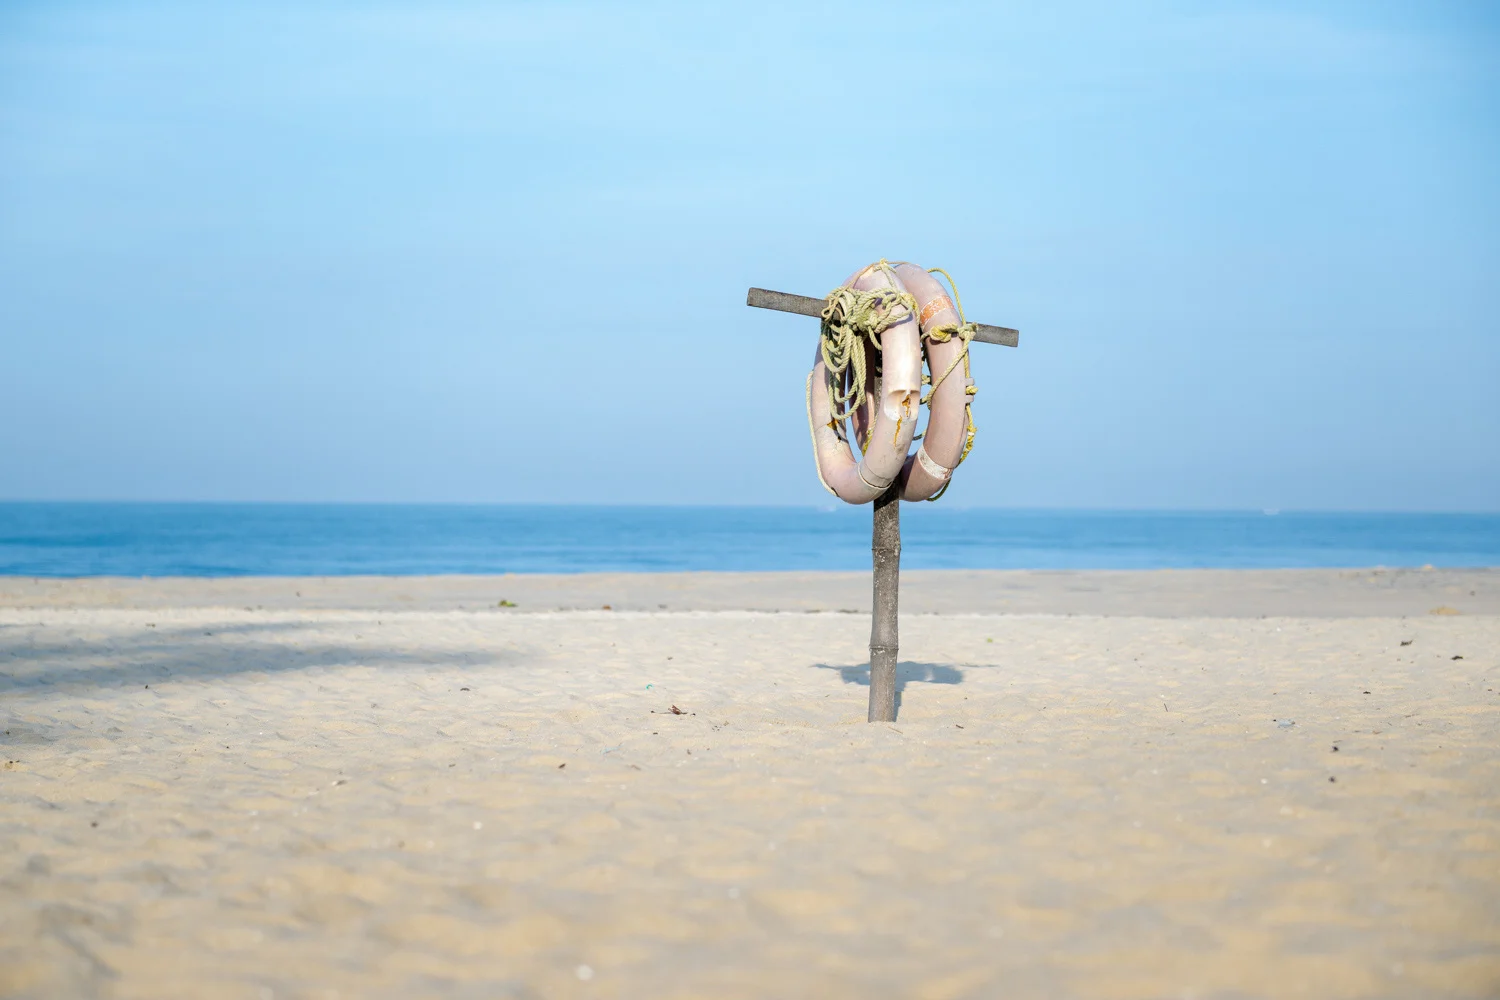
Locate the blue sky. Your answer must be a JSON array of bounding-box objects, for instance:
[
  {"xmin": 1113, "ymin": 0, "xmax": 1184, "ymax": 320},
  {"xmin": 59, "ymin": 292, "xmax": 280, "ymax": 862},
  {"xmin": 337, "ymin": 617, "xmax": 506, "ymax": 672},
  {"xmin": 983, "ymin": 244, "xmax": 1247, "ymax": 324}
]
[{"xmin": 1, "ymin": 1, "xmax": 1495, "ymax": 509}]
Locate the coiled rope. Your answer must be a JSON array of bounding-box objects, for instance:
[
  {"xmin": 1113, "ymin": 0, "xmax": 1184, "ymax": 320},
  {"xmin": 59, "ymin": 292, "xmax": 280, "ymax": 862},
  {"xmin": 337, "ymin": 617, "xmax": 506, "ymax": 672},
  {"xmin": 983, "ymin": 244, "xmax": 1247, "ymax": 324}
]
[{"xmin": 818, "ymin": 260, "xmax": 916, "ymax": 425}]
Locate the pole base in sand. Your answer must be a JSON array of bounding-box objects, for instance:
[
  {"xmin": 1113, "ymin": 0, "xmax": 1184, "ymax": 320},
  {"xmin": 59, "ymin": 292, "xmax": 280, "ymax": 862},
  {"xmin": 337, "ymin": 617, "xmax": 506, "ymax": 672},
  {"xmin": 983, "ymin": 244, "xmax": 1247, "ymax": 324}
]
[{"xmin": 868, "ymin": 486, "xmax": 900, "ymax": 722}]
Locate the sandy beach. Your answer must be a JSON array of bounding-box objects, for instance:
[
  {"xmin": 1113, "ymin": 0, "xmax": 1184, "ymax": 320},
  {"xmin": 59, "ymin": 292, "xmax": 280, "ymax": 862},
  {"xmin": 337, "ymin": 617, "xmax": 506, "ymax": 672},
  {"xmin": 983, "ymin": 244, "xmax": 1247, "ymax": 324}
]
[{"xmin": 2, "ymin": 568, "xmax": 1497, "ymax": 999}]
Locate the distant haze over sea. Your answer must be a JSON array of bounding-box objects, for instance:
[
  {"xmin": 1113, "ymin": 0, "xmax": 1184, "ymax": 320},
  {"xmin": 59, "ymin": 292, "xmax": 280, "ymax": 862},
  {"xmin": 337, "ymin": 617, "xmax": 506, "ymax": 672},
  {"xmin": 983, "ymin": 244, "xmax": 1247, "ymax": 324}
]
[{"xmin": 1, "ymin": 504, "xmax": 1496, "ymax": 577}]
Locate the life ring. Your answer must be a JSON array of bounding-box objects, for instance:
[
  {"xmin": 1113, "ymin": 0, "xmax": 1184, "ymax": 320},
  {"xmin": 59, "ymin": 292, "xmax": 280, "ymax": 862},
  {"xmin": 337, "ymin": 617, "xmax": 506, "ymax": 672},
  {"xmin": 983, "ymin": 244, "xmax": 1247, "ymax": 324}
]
[
  {"xmin": 806, "ymin": 263, "xmax": 923, "ymax": 504},
  {"xmin": 891, "ymin": 262, "xmax": 974, "ymax": 501}
]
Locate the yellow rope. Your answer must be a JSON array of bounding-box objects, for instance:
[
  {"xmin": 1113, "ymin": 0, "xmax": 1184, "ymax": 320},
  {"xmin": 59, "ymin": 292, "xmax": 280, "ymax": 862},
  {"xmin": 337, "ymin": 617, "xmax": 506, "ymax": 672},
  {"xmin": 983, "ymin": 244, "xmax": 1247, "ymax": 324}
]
[{"xmin": 819, "ymin": 260, "xmax": 916, "ymax": 425}]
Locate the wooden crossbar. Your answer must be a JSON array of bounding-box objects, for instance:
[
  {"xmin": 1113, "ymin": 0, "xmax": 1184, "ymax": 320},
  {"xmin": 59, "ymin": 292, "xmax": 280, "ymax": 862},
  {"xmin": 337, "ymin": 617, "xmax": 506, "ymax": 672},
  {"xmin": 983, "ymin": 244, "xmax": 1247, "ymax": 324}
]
[{"xmin": 746, "ymin": 287, "xmax": 1019, "ymax": 347}]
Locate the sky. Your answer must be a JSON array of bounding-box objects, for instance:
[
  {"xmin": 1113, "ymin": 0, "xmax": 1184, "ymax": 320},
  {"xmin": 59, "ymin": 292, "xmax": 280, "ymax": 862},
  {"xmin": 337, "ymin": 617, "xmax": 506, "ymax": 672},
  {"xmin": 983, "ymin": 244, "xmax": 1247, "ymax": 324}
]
[{"xmin": 1, "ymin": 1, "xmax": 1496, "ymax": 510}]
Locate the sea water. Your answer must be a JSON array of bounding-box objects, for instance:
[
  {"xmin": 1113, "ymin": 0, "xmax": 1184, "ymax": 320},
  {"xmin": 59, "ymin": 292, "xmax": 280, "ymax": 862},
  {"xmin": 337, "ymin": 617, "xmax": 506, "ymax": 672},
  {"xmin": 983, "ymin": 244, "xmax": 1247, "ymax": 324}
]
[{"xmin": 1, "ymin": 503, "xmax": 1496, "ymax": 576}]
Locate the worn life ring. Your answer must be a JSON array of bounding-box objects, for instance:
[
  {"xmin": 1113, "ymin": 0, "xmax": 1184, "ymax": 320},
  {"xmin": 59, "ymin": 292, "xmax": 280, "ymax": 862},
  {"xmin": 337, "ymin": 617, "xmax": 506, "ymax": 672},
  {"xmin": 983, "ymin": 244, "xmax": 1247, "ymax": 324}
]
[
  {"xmin": 891, "ymin": 262, "xmax": 974, "ymax": 501},
  {"xmin": 806, "ymin": 260, "xmax": 976, "ymax": 505},
  {"xmin": 806, "ymin": 262, "xmax": 923, "ymax": 504}
]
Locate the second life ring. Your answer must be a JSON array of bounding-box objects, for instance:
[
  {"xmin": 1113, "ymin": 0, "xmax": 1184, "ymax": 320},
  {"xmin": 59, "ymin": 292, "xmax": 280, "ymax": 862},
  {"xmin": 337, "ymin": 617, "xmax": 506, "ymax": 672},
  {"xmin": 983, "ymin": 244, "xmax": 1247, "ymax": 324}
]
[{"xmin": 891, "ymin": 262, "xmax": 976, "ymax": 501}]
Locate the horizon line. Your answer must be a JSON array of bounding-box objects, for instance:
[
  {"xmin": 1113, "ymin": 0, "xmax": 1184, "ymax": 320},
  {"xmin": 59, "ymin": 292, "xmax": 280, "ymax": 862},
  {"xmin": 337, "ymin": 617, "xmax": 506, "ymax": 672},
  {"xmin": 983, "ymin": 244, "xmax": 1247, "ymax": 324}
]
[{"xmin": 2, "ymin": 500, "xmax": 1499, "ymax": 517}]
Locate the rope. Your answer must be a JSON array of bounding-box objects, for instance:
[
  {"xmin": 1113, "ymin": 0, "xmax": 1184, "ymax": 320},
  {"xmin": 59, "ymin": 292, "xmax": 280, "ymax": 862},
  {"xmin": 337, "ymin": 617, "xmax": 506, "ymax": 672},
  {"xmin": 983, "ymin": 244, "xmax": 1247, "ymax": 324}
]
[{"xmin": 819, "ymin": 260, "xmax": 916, "ymax": 425}]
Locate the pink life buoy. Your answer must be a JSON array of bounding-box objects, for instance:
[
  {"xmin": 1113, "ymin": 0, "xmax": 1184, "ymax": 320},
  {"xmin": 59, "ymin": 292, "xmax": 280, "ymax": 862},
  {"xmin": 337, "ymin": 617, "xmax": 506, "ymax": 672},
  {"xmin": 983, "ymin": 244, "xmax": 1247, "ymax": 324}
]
[
  {"xmin": 806, "ymin": 263, "xmax": 923, "ymax": 504},
  {"xmin": 891, "ymin": 262, "xmax": 975, "ymax": 501}
]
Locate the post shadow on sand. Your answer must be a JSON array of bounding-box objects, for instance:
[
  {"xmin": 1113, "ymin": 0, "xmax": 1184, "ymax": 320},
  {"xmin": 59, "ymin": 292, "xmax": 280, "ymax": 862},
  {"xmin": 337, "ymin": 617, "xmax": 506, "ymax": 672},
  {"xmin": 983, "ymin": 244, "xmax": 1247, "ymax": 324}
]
[{"xmin": 815, "ymin": 661, "xmax": 965, "ymax": 719}]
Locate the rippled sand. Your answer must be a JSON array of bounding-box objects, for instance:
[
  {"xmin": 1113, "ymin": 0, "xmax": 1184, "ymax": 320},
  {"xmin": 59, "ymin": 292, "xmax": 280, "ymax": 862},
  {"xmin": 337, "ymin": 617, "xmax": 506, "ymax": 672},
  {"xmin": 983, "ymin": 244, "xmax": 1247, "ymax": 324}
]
[{"xmin": 2, "ymin": 571, "xmax": 1497, "ymax": 999}]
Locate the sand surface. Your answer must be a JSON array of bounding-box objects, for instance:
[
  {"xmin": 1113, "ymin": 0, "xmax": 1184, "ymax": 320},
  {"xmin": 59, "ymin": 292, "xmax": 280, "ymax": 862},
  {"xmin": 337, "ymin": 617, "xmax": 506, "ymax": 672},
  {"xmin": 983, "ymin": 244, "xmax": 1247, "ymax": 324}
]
[
  {"xmin": 2, "ymin": 570, "xmax": 1497, "ymax": 999},
  {"xmin": 5, "ymin": 567, "xmax": 1496, "ymax": 617}
]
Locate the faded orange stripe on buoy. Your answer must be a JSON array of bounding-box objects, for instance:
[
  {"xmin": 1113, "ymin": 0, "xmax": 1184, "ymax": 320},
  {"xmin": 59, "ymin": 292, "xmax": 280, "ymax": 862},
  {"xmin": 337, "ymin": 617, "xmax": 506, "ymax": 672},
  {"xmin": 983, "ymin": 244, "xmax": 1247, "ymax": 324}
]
[{"xmin": 919, "ymin": 295, "xmax": 954, "ymax": 327}]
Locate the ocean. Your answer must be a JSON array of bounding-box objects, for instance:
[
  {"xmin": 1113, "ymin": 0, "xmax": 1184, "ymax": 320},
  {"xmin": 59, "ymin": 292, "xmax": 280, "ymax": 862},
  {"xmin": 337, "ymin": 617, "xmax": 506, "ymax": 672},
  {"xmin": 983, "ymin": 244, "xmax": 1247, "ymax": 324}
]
[{"xmin": 0, "ymin": 503, "xmax": 1496, "ymax": 576}]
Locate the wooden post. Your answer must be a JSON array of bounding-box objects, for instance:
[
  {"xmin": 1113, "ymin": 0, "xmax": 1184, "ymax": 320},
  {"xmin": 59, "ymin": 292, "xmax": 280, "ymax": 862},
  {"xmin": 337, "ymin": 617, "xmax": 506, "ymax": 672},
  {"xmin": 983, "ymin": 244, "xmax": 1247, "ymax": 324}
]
[
  {"xmin": 745, "ymin": 285, "xmax": 1018, "ymax": 723},
  {"xmin": 868, "ymin": 484, "xmax": 900, "ymax": 722}
]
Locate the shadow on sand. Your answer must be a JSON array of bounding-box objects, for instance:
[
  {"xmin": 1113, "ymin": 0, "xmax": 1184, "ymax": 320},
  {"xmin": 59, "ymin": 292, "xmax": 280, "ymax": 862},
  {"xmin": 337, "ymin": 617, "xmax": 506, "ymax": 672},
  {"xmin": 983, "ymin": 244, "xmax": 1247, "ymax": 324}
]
[
  {"xmin": 0, "ymin": 618, "xmax": 517, "ymax": 697},
  {"xmin": 814, "ymin": 661, "xmax": 964, "ymax": 718}
]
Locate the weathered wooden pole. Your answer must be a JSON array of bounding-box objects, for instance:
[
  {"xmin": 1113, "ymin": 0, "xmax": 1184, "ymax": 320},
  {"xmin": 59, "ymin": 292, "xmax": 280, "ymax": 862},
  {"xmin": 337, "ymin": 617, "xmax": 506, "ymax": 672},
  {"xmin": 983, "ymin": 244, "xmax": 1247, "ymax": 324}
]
[
  {"xmin": 868, "ymin": 483, "xmax": 901, "ymax": 722},
  {"xmin": 746, "ymin": 284, "xmax": 1018, "ymax": 722}
]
